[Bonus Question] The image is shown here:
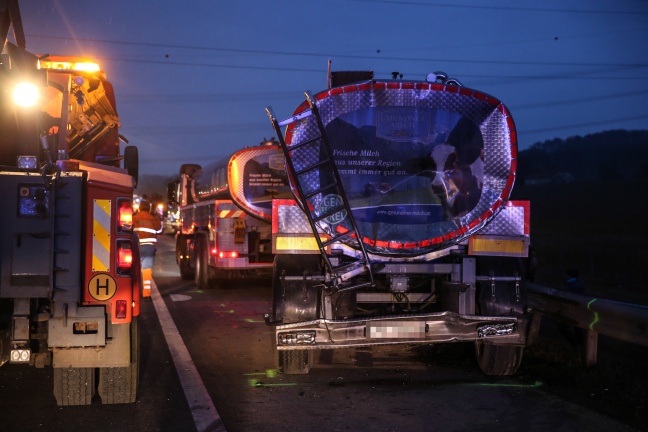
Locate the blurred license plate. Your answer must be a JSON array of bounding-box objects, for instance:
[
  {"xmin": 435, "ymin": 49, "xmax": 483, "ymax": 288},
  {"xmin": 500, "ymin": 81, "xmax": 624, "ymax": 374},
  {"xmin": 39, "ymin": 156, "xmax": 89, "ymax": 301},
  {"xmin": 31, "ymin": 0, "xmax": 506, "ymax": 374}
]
[{"xmin": 368, "ymin": 321, "xmax": 425, "ymax": 339}]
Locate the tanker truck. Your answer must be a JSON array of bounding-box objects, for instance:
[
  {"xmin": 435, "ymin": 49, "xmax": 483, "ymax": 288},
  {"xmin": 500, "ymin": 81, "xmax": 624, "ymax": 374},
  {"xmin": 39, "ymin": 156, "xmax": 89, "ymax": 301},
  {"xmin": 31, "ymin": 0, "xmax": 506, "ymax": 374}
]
[
  {"xmin": 264, "ymin": 70, "xmax": 533, "ymax": 375},
  {"xmin": 173, "ymin": 145, "xmax": 293, "ymax": 289},
  {"xmin": 0, "ymin": 1, "xmax": 141, "ymax": 405}
]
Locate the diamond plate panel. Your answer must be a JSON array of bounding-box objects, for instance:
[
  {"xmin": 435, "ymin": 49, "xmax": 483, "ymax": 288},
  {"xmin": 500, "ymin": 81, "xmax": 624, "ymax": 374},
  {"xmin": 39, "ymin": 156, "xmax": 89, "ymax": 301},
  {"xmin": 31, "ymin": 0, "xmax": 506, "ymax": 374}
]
[{"xmin": 479, "ymin": 206, "xmax": 525, "ymax": 236}]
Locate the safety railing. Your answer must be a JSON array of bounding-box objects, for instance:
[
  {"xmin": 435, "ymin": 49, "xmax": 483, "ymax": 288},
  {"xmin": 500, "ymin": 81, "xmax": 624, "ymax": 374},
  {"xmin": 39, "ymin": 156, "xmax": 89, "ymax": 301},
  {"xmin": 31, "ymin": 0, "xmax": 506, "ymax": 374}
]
[{"xmin": 526, "ymin": 283, "xmax": 648, "ymax": 365}]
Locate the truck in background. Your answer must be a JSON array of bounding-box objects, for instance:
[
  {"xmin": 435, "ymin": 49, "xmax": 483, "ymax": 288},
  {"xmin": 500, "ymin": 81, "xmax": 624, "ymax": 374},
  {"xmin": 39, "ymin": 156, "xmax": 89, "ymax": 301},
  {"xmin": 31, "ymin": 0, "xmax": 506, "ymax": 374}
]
[
  {"xmin": 0, "ymin": 0, "xmax": 140, "ymax": 405},
  {"xmin": 264, "ymin": 69, "xmax": 534, "ymax": 375},
  {"xmin": 173, "ymin": 145, "xmax": 293, "ymax": 289}
]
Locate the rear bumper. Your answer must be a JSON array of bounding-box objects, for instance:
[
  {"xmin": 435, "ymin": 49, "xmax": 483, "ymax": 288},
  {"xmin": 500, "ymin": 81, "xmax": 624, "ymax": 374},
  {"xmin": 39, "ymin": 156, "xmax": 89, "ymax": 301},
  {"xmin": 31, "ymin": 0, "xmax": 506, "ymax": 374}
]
[{"xmin": 272, "ymin": 311, "xmax": 527, "ymax": 350}]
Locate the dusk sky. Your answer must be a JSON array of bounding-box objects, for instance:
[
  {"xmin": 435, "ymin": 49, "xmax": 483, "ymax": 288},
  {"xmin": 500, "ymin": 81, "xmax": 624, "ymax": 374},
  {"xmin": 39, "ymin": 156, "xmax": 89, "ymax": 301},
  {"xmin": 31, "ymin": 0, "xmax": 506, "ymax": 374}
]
[{"xmin": 17, "ymin": 0, "xmax": 648, "ymax": 176}]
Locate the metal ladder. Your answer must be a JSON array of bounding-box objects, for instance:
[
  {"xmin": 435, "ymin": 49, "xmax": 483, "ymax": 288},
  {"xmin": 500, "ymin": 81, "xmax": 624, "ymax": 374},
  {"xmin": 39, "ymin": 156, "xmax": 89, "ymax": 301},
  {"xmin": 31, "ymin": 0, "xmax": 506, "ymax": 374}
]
[{"xmin": 266, "ymin": 93, "xmax": 375, "ymax": 291}]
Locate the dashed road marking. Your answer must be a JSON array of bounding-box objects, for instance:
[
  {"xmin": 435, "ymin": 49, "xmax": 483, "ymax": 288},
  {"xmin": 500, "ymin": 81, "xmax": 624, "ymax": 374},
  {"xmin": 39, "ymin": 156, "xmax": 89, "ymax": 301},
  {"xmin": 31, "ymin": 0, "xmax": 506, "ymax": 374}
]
[{"xmin": 169, "ymin": 294, "xmax": 192, "ymax": 302}]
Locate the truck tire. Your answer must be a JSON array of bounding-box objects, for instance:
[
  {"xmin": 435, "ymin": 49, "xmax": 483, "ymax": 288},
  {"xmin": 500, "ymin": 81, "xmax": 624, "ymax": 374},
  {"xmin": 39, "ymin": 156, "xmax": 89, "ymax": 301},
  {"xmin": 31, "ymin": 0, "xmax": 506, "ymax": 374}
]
[
  {"xmin": 53, "ymin": 367, "xmax": 95, "ymax": 406},
  {"xmin": 176, "ymin": 235, "xmax": 193, "ymax": 280},
  {"xmin": 194, "ymin": 236, "xmax": 211, "ymax": 290},
  {"xmin": 271, "ymin": 254, "xmax": 322, "ymax": 375},
  {"xmin": 475, "ymin": 342, "xmax": 523, "ymax": 376},
  {"xmin": 98, "ymin": 317, "xmax": 140, "ymax": 404}
]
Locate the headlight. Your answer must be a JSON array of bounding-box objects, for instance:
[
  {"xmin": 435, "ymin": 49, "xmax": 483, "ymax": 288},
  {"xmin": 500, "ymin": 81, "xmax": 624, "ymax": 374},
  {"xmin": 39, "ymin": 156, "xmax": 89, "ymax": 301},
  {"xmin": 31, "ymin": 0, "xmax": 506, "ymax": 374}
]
[{"xmin": 13, "ymin": 82, "xmax": 40, "ymax": 108}]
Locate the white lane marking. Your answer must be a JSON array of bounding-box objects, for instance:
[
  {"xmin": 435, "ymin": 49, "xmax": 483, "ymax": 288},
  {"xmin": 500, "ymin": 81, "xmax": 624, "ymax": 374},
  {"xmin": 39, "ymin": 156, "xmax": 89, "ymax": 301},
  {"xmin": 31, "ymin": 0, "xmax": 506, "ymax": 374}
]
[
  {"xmin": 169, "ymin": 294, "xmax": 193, "ymax": 302},
  {"xmin": 150, "ymin": 278, "xmax": 227, "ymax": 432}
]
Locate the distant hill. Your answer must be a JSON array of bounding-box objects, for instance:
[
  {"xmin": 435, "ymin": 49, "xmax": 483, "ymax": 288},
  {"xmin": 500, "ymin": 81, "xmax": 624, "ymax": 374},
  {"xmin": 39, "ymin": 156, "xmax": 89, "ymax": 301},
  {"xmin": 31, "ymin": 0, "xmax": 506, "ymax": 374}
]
[
  {"xmin": 135, "ymin": 174, "xmax": 174, "ymax": 200},
  {"xmin": 517, "ymin": 129, "xmax": 648, "ymax": 185},
  {"xmin": 511, "ymin": 129, "xmax": 648, "ymax": 303}
]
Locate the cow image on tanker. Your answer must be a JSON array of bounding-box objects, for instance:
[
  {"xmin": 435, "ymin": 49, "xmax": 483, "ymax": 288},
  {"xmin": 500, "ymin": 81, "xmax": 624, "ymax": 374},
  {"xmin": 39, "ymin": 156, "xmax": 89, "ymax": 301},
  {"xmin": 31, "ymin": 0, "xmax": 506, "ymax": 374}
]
[{"xmin": 327, "ymin": 112, "xmax": 484, "ymax": 234}]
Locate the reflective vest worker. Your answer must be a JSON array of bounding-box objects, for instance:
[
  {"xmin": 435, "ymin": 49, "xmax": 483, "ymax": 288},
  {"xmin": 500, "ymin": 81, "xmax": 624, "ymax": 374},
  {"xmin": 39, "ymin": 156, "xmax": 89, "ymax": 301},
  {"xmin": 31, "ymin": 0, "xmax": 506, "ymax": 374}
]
[{"xmin": 133, "ymin": 200, "xmax": 162, "ymax": 298}]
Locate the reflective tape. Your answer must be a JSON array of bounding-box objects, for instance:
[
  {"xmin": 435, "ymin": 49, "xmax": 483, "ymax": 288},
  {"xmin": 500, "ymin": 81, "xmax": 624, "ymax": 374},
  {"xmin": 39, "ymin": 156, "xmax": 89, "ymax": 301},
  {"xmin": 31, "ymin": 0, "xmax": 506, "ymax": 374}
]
[
  {"xmin": 134, "ymin": 227, "xmax": 158, "ymax": 234},
  {"xmin": 218, "ymin": 210, "xmax": 244, "ymax": 218},
  {"xmin": 92, "ymin": 199, "xmax": 111, "ymax": 271}
]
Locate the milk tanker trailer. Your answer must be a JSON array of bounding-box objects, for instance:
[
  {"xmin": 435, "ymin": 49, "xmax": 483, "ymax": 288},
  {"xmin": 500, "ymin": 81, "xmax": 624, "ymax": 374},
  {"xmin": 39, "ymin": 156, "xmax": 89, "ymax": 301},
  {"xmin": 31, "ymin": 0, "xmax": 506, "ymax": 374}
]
[{"xmin": 264, "ymin": 70, "xmax": 532, "ymax": 375}]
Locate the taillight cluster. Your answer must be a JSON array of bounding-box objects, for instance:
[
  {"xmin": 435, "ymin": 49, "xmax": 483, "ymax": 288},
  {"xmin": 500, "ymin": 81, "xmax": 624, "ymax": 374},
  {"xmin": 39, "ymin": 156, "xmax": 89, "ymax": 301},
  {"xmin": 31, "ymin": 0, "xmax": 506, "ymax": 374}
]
[
  {"xmin": 115, "ymin": 198, "xmax": 134, "ymax": 276},
  {"xmin": 116, "ymin": 240, "xmax": 133, "ymax": 275},
  {"xmin": 117, "ymin": 198, "xmax": 133, "ymax": 233},
  {"xmin": 210, "ymin": 248, "xmax": 239, "ymax": 259}
]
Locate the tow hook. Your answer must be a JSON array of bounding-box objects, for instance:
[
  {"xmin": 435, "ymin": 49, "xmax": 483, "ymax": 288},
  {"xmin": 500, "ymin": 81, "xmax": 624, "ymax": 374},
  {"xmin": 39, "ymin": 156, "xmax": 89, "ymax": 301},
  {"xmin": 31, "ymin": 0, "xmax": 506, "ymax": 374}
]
[{"xmin": 264, "ymin": 313, "xmax": 283, "ymax": 326}]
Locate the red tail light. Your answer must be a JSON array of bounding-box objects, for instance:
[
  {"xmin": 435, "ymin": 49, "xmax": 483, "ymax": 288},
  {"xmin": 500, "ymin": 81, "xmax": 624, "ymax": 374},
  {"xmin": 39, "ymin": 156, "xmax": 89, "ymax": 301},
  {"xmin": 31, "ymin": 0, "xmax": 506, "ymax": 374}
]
[
  {"xmin": 117, "ymin": 240, "xmax": 133, "ymax": 275},
  {"xmin": 117, "ymin": 198, "xmax": 133, "ymax": 232},
  {"xmin": 218, "ymin": 251, "xmax": 239, "ymax": 258},
  {"xmin": 116, "ymin": 300, "xmax": 127, "ymax": 319},
  {"xmin": 118, "ymin": 248, "xmax": 133, "ymax": 267}
]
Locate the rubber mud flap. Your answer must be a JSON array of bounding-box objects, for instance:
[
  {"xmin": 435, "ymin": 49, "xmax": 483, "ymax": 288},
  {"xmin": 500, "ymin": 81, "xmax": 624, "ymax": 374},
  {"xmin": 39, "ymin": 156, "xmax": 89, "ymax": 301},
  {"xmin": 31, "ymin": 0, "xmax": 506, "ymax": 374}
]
[
  {"xmin": 475, "ymin": 342, "xmax": 523, "ymax": 376},
  {"xmin": 277, "ymin": 349, "xmax": 312, "ymax": 375}
]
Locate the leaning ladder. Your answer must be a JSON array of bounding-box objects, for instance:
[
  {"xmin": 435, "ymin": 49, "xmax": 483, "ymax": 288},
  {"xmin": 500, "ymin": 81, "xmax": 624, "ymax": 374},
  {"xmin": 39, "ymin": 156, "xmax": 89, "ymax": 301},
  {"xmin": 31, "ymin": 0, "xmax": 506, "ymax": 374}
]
[{"xmin": 266, "ymin": 93, "xmax": 375, "ymax": 291}]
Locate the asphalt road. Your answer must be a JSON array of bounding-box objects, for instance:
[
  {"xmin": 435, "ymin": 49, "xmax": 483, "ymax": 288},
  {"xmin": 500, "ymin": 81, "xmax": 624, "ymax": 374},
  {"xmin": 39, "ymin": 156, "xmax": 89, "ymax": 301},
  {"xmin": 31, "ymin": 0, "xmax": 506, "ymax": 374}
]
[{"xmin": 0, "ymin": 234, "xmax": 644, "ymax": 432}]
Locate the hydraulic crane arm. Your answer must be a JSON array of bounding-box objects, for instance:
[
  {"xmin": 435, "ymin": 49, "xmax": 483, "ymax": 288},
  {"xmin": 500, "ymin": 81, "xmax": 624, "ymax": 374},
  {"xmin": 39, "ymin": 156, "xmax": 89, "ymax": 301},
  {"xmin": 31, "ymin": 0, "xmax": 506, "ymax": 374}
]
[{"xmin": 1, "ymin": 0, "xmax": 26, "ymax": 49}]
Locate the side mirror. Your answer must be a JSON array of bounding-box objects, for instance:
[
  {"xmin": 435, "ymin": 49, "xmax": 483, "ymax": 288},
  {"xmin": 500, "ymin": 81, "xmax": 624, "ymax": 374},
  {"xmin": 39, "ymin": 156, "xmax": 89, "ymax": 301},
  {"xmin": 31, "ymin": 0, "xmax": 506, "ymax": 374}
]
[{"xmin": 124, "ymin": 145, "xmax": 139, "ymax": 188}]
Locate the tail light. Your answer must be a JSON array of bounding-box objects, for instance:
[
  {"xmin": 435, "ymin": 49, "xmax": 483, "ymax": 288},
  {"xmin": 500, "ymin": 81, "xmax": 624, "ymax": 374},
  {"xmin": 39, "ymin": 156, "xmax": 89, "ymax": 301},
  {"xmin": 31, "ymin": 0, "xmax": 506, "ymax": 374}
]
[
  {"xmin": 115, "ymin": 300, "xmax": 127, "ymax": 319},
  {"xmin": 210, "ymin": 248, "xmax": 238, "ymax": 258},
  {"xmin": 117, "ymin": 198, "xmax": 133, "ymax": 233},
  {"xmin": 116, "ymin": 240, "xmax": 133, "ymax": 275},
  {"xmin": 218, "ymin": 251, "xmax": 239, "ymax": 259}
]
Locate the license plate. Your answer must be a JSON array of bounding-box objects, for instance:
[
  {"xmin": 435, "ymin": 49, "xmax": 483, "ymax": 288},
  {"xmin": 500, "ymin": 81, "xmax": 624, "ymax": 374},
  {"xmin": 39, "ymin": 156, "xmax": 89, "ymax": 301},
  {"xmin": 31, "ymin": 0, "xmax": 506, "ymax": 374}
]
[{"xmin": 368, "ymin": 321, "xmax": 426, "ymax": 339}]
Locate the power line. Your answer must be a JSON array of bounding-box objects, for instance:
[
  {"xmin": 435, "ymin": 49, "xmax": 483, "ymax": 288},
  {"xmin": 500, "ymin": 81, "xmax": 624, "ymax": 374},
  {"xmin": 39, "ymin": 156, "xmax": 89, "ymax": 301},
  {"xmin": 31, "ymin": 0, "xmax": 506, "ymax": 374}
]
[
  {"xmin": 524, "ymin": 114, "xmax": 648, "ymax": 135},
  {"xmin": 31, "ymin": 34, "xmax": 648, "ymax": 69},
  {"xmin": 347, "ymin": 0, "xmax": 648, "ymax": 15},
  {"xmin": 514, "ymin": 89, "xmax": 648, "ymax": 110}
]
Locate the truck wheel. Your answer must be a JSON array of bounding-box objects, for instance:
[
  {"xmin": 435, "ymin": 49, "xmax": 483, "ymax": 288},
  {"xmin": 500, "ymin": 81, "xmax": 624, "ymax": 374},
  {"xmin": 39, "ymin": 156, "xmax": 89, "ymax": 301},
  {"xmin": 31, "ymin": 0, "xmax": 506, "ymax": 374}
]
[
  {"xmin": 475, "ymin": 342, "xmax": 523, "ymax": 376},
  {"xmin": 53, "ymin": 367, "xmax": 95, "ymax": 406},
  {"xmin": 98, "ymin": 317, "xmax": 140, "ymax": 404},
  {"xmin": 176, "ymin": 235, "xmax": 193, "ymax": 280},
  {"xmin": 271, "ymin": 254, "xmax": 321, "ymax": 375},
  {"xmin": 194, "ymin": 236, "xmax": 211, "ymax": 290}
]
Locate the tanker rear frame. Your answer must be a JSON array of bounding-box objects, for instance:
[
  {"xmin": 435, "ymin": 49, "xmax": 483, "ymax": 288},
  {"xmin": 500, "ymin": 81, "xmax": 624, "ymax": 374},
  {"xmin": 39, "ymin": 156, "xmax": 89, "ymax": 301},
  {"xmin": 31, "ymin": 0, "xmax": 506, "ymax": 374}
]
[{"xmin": 175, "ymin": 198, "xmax": 274, "ymax": 289}]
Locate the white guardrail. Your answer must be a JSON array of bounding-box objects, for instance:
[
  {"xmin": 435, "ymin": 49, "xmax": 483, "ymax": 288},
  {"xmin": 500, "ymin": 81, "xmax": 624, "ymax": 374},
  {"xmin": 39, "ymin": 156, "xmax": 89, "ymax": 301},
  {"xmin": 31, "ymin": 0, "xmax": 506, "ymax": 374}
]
[{"xmin": 526, "ymin": 283, "xmax": 648, "ymax": 365}]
